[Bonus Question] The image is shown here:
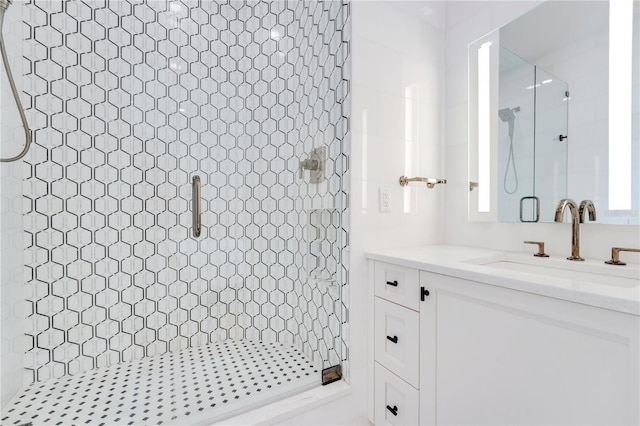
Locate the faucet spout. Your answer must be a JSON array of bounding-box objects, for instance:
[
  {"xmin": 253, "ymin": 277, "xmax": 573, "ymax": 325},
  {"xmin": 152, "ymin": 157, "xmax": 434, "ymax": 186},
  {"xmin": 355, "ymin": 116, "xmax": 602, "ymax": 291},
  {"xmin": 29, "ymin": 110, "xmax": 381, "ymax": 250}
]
[
  {"xmin": 579, "ymin": 200, "xmax": 596, "ymax": 223},
  {"xmin": 554, "ymin": 199, "xmax": 584, "ymax": 261}
]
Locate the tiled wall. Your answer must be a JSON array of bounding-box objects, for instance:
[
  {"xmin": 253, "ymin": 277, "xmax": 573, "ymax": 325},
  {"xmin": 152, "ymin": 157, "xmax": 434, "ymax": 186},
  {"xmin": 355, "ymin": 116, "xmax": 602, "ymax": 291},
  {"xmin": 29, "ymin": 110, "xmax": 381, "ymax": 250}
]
[{"xmin": 20, "ymin": 0, "xmax": 349, "ymax": 383}]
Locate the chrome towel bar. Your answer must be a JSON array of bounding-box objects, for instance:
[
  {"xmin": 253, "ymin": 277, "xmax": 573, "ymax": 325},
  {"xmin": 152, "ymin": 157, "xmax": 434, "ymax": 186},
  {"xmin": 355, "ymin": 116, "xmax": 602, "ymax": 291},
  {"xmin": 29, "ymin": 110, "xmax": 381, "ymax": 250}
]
[{"xmin": 399, "ymin": 175, "xmax": 447, "ymax": 189}]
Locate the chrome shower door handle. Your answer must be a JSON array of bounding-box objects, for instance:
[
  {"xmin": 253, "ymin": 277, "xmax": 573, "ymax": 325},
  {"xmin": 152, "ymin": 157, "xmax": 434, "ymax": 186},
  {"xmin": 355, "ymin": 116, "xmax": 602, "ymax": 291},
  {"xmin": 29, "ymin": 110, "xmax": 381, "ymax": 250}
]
[{"xmin": 192, "ymin": 175, "xmax": 201, "ymax": 238}]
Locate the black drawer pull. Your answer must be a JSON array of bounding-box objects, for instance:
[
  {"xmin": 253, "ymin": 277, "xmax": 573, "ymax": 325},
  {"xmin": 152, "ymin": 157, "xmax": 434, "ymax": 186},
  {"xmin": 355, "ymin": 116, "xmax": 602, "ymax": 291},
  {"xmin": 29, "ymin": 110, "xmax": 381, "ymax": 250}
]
[
  {"xmin": 421, "ymin": 286, "xmax": 430, "ymax": 301},
  {"xmin": 386, "ymin": 335, "xmax": 398, "ymax": 344},
  {"xmin": 386, "ymin": 405, "xmax": 398, "ymax": 416},
  {"xmin": 386, "ymin": 280, "xmax": 398, "ymax": 287}
]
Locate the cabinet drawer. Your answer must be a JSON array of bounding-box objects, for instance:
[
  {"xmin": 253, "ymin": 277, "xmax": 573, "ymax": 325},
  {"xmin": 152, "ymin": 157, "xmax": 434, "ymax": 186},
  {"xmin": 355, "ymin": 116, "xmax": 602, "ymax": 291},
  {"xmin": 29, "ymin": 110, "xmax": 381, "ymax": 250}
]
[
  {"xmin": 374, "ymin": 262, "xmax": 419, "ymax": 310},
  {"xmin": 374, "ymin": 362, "xmax": 419, "ymax": 426},
  {"xmin": 374, "ymin": 297, "xmax": 419, "ymax": 387}
]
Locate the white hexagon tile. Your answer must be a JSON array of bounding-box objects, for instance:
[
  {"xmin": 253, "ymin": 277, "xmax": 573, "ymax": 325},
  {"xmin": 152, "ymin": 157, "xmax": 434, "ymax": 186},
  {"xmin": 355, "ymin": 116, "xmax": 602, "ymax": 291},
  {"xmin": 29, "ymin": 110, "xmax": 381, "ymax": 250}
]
[{"xmin": 19, "ymin": 0, "xmax": 350, "ymax": 386}]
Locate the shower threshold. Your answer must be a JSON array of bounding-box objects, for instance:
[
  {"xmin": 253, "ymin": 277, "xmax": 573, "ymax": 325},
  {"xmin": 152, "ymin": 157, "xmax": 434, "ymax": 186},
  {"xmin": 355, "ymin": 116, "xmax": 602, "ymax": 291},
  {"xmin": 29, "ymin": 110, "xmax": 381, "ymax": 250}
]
[{"xmin": 1, "ymin": 339, "xmax": 320, "ymax": 425}]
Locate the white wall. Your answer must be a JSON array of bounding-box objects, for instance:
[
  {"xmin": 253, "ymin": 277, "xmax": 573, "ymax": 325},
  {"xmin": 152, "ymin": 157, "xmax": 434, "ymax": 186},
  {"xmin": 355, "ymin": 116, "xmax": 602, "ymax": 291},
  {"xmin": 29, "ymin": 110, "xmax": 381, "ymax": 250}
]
[
  {"xmin": 0, "ymin": 0, "xmax": 26, "ymax": 407},
  {"xmin": 286, "ymin": 2, "xmax": 639, "ymax": 424},
  {"xmin": 533, "ymin": 11, "xmax": 613, "ymax": 223},
  {"xmin": 282, "ymin": 1, "xmax": 446, "ymax": 424},
  {"xmin": 0, "ymin": 160, "xmax": 25, "ymax": 409},
  {"xmin": 444, "ymin": 0, "xmax": 640, "ymax": 262},
  {"xmin": 286, "ymin": 2, "xmax": 640, "ymax": 424}
]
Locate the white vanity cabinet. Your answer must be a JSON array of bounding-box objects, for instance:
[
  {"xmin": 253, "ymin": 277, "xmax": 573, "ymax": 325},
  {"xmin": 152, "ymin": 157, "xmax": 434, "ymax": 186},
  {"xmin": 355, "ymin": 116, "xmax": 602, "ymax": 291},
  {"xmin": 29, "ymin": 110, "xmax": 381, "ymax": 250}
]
[
  {"xmin": 369, "ymin": 259, "xmax": 640, "ymax": 425},
  {"xmin": 371, "ymin": 261, "xmax": 422, "ymax": 425}
]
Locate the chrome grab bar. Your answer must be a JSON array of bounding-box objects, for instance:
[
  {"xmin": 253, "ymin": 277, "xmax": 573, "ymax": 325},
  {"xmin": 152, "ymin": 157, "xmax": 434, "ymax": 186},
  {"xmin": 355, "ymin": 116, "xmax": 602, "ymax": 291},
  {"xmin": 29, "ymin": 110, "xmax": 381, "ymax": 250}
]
[{"xmin": 192, "ymin": 175, "xmax": 201, "ymax": 238}]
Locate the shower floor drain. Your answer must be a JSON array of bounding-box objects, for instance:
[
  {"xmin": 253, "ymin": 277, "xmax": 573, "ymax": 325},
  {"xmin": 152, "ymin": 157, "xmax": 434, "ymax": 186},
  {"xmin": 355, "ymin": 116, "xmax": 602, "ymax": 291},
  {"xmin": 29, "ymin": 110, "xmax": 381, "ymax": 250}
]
[{"xmin": 1, "ymin": 340, "xmax": 319, "ymax": 425}]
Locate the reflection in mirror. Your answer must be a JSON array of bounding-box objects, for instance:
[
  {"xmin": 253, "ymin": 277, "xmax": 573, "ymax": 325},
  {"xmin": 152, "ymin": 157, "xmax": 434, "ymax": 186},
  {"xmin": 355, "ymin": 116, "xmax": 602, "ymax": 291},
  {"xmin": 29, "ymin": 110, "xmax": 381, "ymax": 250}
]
[
  {"xmin": 468, "ymin": 0, "xmax": 639, "ymax": 225},
  {"xmin": 497, "ymin": 47, "xmax": 568, "ymax": 222}
]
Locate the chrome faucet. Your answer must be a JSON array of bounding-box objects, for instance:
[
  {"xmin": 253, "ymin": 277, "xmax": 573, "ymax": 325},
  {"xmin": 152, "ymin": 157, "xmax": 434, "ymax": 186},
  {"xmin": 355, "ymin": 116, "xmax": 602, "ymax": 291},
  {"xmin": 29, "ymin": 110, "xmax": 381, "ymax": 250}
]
[
  {"xmin": 579, "ymin": 200, "xmax": 596, "ymax": 223},
  {"xmin": 554, "ymin": 199, "xmax": 584, "ymax": 261}
]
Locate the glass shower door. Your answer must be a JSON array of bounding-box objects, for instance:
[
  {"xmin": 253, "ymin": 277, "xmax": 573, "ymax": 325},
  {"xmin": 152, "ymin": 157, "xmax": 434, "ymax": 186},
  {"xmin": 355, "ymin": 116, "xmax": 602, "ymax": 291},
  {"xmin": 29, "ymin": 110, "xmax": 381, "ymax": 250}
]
[{"xmin": 157, "ymin": 0, "xmax": 346, "ymax": 422}]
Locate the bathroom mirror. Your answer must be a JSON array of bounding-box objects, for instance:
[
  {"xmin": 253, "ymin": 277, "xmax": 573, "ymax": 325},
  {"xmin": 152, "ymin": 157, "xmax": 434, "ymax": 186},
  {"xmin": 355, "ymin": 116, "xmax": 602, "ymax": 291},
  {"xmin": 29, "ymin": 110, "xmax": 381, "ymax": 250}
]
[{"xmin": 468, "ymin": 0, "xmax": 639, "ymax": 225}]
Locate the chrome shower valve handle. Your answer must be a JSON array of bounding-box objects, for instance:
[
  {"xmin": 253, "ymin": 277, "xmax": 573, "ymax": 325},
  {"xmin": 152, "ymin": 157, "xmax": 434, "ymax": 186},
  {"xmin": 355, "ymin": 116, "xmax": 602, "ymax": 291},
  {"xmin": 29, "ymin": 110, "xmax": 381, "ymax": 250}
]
[
  {"xmin": 298, "ymin": 146, "xmax": 326, "ymax": 183},
  {"xmin": 299, "ymin": 158, "xmax": 319, "ymax": 178}
]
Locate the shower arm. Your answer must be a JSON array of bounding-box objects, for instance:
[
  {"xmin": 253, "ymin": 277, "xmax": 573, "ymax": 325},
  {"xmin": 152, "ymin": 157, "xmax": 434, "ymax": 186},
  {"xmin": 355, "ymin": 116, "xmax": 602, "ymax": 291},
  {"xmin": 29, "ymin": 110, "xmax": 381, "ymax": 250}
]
[{"xmin": 0, "ymin": 23, "xmax": 32, "ymax": 162}]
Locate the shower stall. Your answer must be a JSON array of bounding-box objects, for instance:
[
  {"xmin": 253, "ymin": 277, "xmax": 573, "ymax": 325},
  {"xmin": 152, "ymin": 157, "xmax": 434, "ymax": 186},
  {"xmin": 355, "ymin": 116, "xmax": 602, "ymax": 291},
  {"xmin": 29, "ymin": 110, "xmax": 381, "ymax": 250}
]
[{"xmin": 0, "ymin": 0, "xmax": 350, "ymax": 423}]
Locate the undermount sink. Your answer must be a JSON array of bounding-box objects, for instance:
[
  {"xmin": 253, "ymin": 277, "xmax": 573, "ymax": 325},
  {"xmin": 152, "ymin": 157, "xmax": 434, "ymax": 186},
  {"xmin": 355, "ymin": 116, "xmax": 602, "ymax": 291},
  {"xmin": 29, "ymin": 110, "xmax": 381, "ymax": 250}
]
[{"xmin": 466, "ymin": 255, "xmax": 640, "ymax": 288}]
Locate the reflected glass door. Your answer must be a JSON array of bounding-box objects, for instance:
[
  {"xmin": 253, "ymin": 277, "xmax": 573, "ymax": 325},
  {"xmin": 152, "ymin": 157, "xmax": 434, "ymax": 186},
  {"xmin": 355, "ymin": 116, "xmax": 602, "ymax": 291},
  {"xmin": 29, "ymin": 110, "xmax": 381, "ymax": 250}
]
[
  {"xmin": 498, "ymin": 47, "xmax": 535, "ymax": 222},
  {"xmin": 497, "ymin": 47, "xmax": 568, "ymax": 223},
  {"xmin": 534, "ymin": 68, "xmax": 569, "ymax": 222}
]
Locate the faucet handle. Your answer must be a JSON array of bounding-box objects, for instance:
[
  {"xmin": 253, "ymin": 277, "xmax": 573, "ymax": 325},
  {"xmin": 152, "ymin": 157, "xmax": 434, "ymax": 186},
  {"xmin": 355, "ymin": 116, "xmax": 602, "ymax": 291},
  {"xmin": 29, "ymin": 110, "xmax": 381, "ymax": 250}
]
[
  {"xmin": 299, "ymin": 158, "xmax": 320, "ymax": 179},
  {"xmin": 299, "ymin": 160, "xmax": 306, "ymax": 179},
  {"xmin": 299, "ymin": 159, "xmax": 313, "ymax": 178},
  {"xmin": 524, "ymin": 241, "xmax": 549, "ymax": 257},
  {"xmin": 605, "ymin": 247, "xmax": 640, "ymax": 266}
]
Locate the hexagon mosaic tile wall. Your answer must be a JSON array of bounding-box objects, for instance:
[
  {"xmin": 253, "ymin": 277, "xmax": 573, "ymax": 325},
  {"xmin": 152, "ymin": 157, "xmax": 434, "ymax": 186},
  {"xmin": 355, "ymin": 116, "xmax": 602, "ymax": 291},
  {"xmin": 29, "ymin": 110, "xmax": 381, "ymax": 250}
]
[{"xmin": 21, "ymin": 0, "xmax": 350, "ymax": 383}]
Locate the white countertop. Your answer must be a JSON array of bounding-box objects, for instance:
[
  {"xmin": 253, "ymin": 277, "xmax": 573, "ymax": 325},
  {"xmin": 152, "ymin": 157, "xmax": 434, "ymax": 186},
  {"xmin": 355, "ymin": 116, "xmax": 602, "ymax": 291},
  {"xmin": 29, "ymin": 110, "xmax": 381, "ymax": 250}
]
[{"xmin": 365, "ymin": 245, "xmax": 640, "ymax": 315}]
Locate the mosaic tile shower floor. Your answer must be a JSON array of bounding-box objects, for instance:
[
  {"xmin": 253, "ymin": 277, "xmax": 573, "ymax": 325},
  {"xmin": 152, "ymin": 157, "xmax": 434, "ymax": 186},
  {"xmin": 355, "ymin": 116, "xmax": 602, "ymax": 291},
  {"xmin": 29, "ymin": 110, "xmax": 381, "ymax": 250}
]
[{"xmin": 2, "ymin": 339, "xmax": 319, "ymax": 425}]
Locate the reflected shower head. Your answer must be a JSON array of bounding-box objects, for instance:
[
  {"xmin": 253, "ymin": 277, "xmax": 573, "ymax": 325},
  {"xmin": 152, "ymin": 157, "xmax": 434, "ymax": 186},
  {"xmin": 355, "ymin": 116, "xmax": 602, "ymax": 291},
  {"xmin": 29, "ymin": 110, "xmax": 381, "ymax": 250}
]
[
  {"xmin": 498, "ymin": 106, "xmax": 519, "ymax": 123},
  {"xmin": 498, "ymin": 106, "xmax": 520, "ymax": 138}
]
